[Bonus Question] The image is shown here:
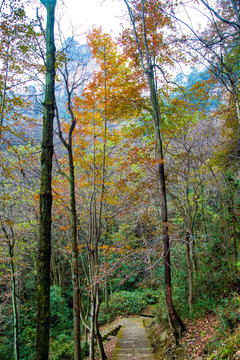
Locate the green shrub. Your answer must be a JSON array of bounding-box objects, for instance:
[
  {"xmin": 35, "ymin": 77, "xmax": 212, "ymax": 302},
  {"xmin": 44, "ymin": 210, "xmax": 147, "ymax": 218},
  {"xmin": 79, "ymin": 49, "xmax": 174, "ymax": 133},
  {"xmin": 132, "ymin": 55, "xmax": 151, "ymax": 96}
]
[
  {"xmin": 208, "ymin": 327, "xmax": 240, "ymax": 359},
  {"xmin": 217, "ymin": 295, "xmax": 240, "ymax": 333},
  {"xmin": 152, "ymin": 301, "xmax": 168, "ymax": 325},
  {"xmin": 49, "ymin": 333, "xmax": 74, "ymax": 360},
  {"xmin": 19, "ymin": 325, "xmax": 35, "ymax": 360},
  {"xmin": 50, "ymin": 285, "xmax": 72, "ymax": 337},
  {"xmin": 139, "ymin": 288, "xmax": 159, "ymax": 304},
  {"xmin": 109, "ymin": 290, "xmax": 146, "ymax": 315},
  {"xmin": 99, "ymin": 289, "xmax": 158, "ymax": 325},
  {"xmin": 192, "ymin": 294, "xmax": 218, "ymax": 317},
  {"xmin": 98, "ymin": 310, "xmax": 113, "ymax": 326},
  {"xmin": 0, "ymin": 340, "xmax": 13, "ymax": 360},
  {"xmin": 81, "ymin": 340, "xmax": 89, "ymax": 358}
]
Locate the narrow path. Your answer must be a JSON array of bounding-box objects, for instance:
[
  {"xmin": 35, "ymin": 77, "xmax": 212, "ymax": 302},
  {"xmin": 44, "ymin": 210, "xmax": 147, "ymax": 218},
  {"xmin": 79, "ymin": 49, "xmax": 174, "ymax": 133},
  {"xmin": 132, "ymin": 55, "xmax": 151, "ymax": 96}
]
[{"xmin": 112, "ymin": 317, "xmax": 156, "ymax": 360}]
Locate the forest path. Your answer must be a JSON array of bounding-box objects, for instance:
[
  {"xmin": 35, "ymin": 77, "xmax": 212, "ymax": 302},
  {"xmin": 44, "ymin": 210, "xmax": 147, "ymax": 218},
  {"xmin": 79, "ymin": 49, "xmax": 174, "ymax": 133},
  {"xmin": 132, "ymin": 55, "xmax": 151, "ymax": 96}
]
[{"xmin": 112, "ymin": 317, "xmax": 156, "ymax": 360}]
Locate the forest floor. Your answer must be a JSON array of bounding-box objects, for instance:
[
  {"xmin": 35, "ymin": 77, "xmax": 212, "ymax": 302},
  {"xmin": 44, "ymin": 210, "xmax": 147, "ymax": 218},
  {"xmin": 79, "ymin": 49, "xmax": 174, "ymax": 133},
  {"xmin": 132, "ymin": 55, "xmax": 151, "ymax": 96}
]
[
  {"xmin": 103, "ymin": 335, "xmax": 118, "ymax": 360},
  {"xmin": 147, "ymin": 314, "xmax": 219, "ymax": 359},
  {"xmin": 147, "ymin": 314, "xmax": 240, "ymax": 359}
]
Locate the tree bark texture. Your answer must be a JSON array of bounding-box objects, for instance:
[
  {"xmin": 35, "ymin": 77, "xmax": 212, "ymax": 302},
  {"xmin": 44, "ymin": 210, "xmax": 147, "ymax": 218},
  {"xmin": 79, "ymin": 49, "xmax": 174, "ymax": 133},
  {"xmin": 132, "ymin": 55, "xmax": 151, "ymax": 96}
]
[{"xmin": 36, "ymin": 1, "xmax": 56, "ymax": 359}]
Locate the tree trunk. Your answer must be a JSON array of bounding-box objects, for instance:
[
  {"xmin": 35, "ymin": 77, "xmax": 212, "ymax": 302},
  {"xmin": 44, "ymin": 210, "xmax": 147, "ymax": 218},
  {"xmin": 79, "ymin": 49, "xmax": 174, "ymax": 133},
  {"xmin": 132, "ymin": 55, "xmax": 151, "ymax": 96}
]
[
  {"xmin": 148, "ymin": 68, "xmax": 186, "ymax": 341},
  {"xmin": 2, "ymin": 225, "xmax": 20, "ymax": 360},
  {"xmin": 89, "ymin": 282, "xmax": 96, "ymax": 360},
  {"xmin": 121, "ymin": 0, "xmax": 186, "ymax": 340},
  {"xmin": 88, "ymin": 59, "xmax": 108, "ymax": 359},
  {"xmin": 9, "ymin": 243, "xmax": 20, "ymax": 360},
  {"xmin": 104, "ymin": 276, "xmax": 110, "ymax": 312},
  {"xmin": 185, "ymin": 161, "xmax": 194, "ymax": 310},
  {"xmin": 69, "ymin": 150, "xmax": 82, "ymax": 360},
  {"xmin": 36, "ymin": 1, "xmax": 56, "ymax": 359},
  {"xmin": 161, "ymin": 183, "xmax": 186, "ymax": 342},
  {"xmin": 164, "ymin": 233, "xmax": 185, "ymax": 342},
  {"xmin": 186, "ymin": 231, "xmax": 193, "ymax": 311},
  {"xmin": 233, "ymin": 234, "xmax": 238, "ymax": 263},
  {"xmin": 190, "ymin": 235, "xmax": 198, "ymax": 272},
  {"xmin": 55, "ymin": 44, "xmax": 82, "ymax": 360},
  {"xmin": 95, "ymin": 291, "xmax": 107, "ymax": 360}
]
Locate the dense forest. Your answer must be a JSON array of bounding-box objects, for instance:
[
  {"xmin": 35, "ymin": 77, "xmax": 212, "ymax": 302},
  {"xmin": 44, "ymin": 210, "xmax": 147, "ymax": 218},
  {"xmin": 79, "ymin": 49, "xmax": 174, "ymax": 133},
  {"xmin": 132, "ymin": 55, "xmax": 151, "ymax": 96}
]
[{"xmin": 0, "ymin": 0, "xmax": 239, "ymax": 359}]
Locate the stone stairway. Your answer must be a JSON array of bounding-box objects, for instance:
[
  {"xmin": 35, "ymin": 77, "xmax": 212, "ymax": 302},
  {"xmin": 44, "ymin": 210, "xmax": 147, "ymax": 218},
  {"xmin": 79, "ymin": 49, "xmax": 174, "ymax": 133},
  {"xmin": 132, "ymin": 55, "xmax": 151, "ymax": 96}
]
[
  {"xmin": 100, "ymin": 318, "xmax": 122, "ymax": 339},
  {"xmin": 112, "ymin": 317, "xmax": 156, "ymax": 360}
]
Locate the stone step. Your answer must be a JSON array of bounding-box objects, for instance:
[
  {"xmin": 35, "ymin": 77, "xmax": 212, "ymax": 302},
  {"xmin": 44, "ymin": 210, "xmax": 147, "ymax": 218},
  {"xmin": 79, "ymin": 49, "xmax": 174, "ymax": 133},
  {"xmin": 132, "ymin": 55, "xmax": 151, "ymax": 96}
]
[
  {"xmin": 100, "ymin": 319, "xmax": 122, "ymax": 339},
  {"xmin": 112, "ymin": 317, "xmax": 156, "ymax": 360}
]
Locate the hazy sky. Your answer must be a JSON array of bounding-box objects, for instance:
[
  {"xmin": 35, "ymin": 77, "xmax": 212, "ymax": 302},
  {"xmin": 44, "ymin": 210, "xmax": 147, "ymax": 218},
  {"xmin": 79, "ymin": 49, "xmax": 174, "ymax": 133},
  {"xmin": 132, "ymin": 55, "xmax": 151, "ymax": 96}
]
[
  {"xmin": 56, "ymin": 0, "xmax": 127, "ymax": 40},
  {"xmin": 29, "ymin": 0, "xmax": 205, "ymax": 47}
]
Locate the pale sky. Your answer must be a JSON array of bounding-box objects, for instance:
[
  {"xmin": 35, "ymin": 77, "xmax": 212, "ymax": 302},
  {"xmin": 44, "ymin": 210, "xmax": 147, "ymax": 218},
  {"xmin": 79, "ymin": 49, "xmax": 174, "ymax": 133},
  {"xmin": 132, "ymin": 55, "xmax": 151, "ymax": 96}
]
[
  {"xmin": 27, "ymin": 0, "xmax": 206, "ymax": 50},
  {"xmin": 23, "ymin": 0, "xmax": 127, "ymax": 44},
  {"xmin": 56, "ymin": 0, "xmax": 127, "ymax": 40}
]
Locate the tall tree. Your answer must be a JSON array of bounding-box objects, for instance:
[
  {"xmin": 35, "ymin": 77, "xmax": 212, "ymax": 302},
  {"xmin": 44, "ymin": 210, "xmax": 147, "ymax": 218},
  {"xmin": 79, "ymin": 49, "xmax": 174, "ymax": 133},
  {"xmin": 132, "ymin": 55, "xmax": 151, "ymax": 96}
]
[
  {"xmin": 71, "ymin": 28, "xmax": 143, "ymax": 358},
  {"xmin": 35, "ymin": 0, "xmax": 56, "ymax": 359},
  {"xmin": 122, "ymin": 0, "xmax": 185, "ymax": 341},
  {"xmin": 55, "ymin": 36, "xmax": 91, "ymax": 360}
]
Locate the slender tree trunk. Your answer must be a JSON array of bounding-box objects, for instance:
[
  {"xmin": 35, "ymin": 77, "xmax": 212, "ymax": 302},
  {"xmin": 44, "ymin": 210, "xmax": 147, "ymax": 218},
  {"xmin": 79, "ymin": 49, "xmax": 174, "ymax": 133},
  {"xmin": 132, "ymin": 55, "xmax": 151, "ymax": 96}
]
[
  {"xmin": 230, "ymin": 198, "xmax": 238, "ymax": 263},
  {"xmin": 9, "ymin": 244, "xmax": 20, "ymax": 360},
  {"xmin": 104, "ymin": 276, "xmax": 110, "ymax": 312},
  {"xmin": 161, "ymin": 188, "xmax": 185, "ymax": 342},
  {"xmin": 232, "ymin": 86, "xmax": 240, "ymax": 124},
  {"xmin": 164, "ymin": 229, "xmax": 185, "ymax": 342},
  {"xmin": 2, "ymin": 225, "xmax": 20, "ymax": 360},
  {"xmin": 79, "ymin": 293, "xmax": 90, "ymax": 334},
  {"xmin": 95, "ymin": 57, "xmax": 107, "ymax": 359},
  {"xmin": 51, "ymin": 255, "xmax": 58, "ymax": 286},
  {"xmin": 36, "ymin": 1, "xmax": 56, "ymax": 359},
  {"xmin": 234, "ymin": 98, "xmax": 240, "ymax": 124},
  {"xmin": 57, "ymin": 106, "xmax": 82, "ymax": 360},
  {"xmin": 89, "ymin": 287, "xmax": 96, "ymax": 360},
  {"xmin": 186, "ymin": 231, "xmax": 193, "ymax": 310},
  {"xmin": 95, "ymin": 292, "xmax": 107, "ymax": 360},
  {"xmin": 55, "ymin": 50, "xmax": 82, "ymax": 360},
  {"xmin": 69, "ymin": 149, "xmax": 82, "ymax": 360},
  {"xmin": 232, "ymin": 234, "xmax": 238, "ymax": 262},
  {"xmin": 88, "ymin": 62, "xmax": 108, "ymax": 360},
  {"xmin": 148, "ymin": 69, "xmax": 185, "ymax": 341},
  {"xmin": 89, "ymin": 249, "xmax": 107, "ymax": 360},
  {"xmin": 231, "ymin": 217, "xmax": 238, "ymax": 263},
  {"xmin": 122, "ymin": 0, "xmax": 186, "ymax": 341},
  {"xmin": 185, "ymin": 160, "xmax": 194, "ymax": 311},
  {"xmin": 89, "ymin": 282, "xmax": 107, "ymax": 360},
  {"xmin": 89, "ymin": 299, "xmax": 95, "ymax": 360},
  {"xmin": 191, "ymin": 235, "xmax": 198, "ymax": 272}
]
